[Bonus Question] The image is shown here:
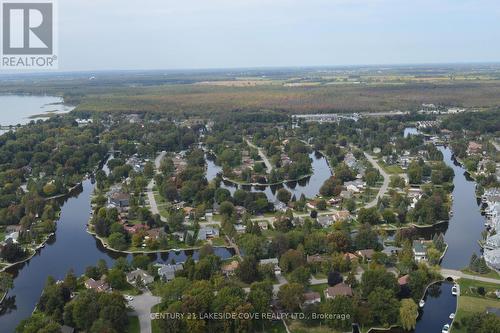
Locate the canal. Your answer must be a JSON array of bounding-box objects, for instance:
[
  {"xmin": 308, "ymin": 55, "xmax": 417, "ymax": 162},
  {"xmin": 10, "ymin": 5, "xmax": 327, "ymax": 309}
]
[
  {"xmin": 0, "ymin": 174, "xmax": 234, "ymax": 332},
  {"xmin": 207, "ymin": 151, "xmax": 332, "ymax": 203}
]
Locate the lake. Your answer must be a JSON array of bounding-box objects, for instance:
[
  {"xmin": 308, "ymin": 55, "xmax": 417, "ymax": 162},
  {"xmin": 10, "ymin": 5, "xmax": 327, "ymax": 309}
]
[{"xmin": 0, "ymin": 95, "xmax": 74, "ymax": 128}]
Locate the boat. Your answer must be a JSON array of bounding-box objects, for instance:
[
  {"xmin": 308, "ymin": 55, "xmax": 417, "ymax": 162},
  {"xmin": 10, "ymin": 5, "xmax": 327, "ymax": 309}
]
[
  {"xmin": 419, "ymin": 299, "xmax": 425, "ymax": 308},
  {"xmin": 449, "ymin": 313, "xmax": 455, "ymax": 319},
  {"xmin": 452, "ymin": 284, "xmax": 459, "ymax": 296},
  {"xmin": 442, "ymin": 324, "xmax": 450, "ymax": 333}
]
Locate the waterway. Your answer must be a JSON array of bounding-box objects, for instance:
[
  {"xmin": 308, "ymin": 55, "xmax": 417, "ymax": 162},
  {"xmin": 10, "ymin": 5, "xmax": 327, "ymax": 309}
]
[
  {"xmin": 375, "ymin": 129, "xmax": 486, "ymax": 333},
  {"xmin": 206, "ymin": 151, "xmax": 332, "ymax": 202}
]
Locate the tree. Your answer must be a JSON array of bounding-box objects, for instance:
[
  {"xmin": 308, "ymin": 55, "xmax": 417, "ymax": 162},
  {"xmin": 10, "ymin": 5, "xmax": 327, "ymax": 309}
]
[
  {"xmin": 357, "ymin": 207, "xmax": 381, "ymax": 225},
  {"xmin": 368, "ymin": 287, "xmax": 400, "ymax": 326},
  {"xmin": 0, "ymin": 272, "xmax": 14, "ymax": 293},
  {"xmin": 1, "ymin": 242, "xmax": 27, "ymax": 262},
  {"xmin": 106, "ymin": 268, "xmax": 127, "ymax": 290},
  {"xmin": 327, "ymin": 271, "xmax": 343, "ymax": 287},
  {"xmin": 316, "ymin": 199, "xmax": 327, "ymax": 210},
  {"xmin": 400, "ymin": 298, "xmax": 418, "ymax": 330},
  {"xmin": 345, "ymin": 198, "xmax": 356, "ymax": 213},
  {"xmin": 248, "ymin": 281, "xmax": 273, "ymax": 314},
  {"xmin": 320, "ymin": 296, "xmax": 354, "ymax": 330},
  {"xmin": 277, "ymin": 188, "xmax": 292, "ymax": 203},
  {"xmin": 16, "ymin": 312, "xmax": 61, "ymax": 333},
  {"xmin": 289, "ymin": 266, "xmax": 311, "ymax": 286},
  {"xmin": 361, "ymin": 268, "xmax": 398, "ymax": 298},
  {"xmin": 277, "ymin": 283, "xmax": 304, "ymax": 312},
  {"xmin": 354, "ymin": 223, "xmax": 381, "ymax": 250},
  {"xmin": 279, "ymin": 249, "xmax": 305, "ymax": 273},
  {"xmin": 219, "ymin": 200, "xmax": 235, "ymax": 217},
  {"xmin": 108, "ymin": 232, "xmax": 128, "ymax": 251},
  {"xmin": 237, "ymin": 256, "xmax": 259, "ymax": 284}
]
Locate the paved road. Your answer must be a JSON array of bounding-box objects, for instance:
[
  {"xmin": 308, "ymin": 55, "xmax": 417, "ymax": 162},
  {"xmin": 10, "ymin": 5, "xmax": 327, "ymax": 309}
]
[
  {"xmin": 245, "ymin": 138, "xmax": 273, "ymax": 174},
  {"xmin": 363, "ymin": 152, "xmax": 390, "ymax": 208},
  {"xmin": 128, "ymin": 291, "xmax": 161, "ymax": 333},
  {"xmin": 441, "ymin": 268, "xmax": 500, "ymax": 284},
  {"xmin": 146, "ymin": 151, "xmax": 167, "ymax": 220}
]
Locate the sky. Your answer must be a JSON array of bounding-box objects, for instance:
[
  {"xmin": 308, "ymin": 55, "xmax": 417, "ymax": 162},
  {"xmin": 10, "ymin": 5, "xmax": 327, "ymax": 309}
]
[{"xmin": 14, "ymin": 0, "xmax": 500, "ymax": 71}]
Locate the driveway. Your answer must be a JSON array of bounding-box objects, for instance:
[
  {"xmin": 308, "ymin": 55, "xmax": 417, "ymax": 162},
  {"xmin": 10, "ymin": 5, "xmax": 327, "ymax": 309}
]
[{"xmin": 128, "ymin": 291, "xmax": 161, "ymax": 333}]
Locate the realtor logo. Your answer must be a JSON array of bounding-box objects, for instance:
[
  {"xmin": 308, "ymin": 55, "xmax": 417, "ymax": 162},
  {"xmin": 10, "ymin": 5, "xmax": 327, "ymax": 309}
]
[{"xmin": 1, "ymin": 0, "xmax": 57, "ymax": 69}]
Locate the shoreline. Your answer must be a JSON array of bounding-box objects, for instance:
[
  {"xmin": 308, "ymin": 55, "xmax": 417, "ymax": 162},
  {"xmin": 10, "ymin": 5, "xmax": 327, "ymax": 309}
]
[
  {"xmin": 221, "ymin": 172, "xmax": 314, "ymax": 187},
  {"xmin": 86, "ymin": 225, "xmax": 235, "ymax": 255}
]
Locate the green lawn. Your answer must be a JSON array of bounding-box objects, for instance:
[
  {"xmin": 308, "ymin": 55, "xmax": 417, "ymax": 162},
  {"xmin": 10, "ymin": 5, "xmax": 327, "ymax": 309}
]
[
  {"xmin": 452, "ymin": 278, "xmax": 500, "ymax": 333},
  {"xmin": 377, "ymin": 160, "xmax": 404, "ymax": 174},
  {"xmin": 461, "ymin": 269, "xmax": 500, "ymax": 280},
  {"xmin": 126, "ymin": 316, "xmax": 140, "ymax": 333}
]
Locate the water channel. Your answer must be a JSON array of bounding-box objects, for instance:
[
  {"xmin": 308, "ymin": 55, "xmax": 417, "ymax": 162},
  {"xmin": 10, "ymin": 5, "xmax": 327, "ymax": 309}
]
[{"xmin": 0, "ymin": 110, "xmax": 489, "ymax": 331}]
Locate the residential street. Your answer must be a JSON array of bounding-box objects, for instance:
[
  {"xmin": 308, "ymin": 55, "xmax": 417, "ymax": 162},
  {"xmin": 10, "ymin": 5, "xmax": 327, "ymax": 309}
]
[
  {"xmin": 146, "ymin": 151, "xmax": 167, "ymax": 220},
  {"xmin": 128, "ymin": 291, "xmax": 161, "ymax": 333},
  {"xmin": 363, "ymin": 152, "xmax": 390, "ymax": 208},
  {"xmin": 245, "ymin": 138, "xmax": 273, "ymax": 173}
]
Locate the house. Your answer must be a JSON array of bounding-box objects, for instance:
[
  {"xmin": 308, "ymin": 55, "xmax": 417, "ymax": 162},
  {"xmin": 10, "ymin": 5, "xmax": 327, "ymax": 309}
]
[
  {"xmin": 197, "ymin": 227, "xmax": 220, "ymax": 241},
  {"xmin": 123, "ymin": 224, "xmax": 148, "ymax": 234},
  {"xmin": 126, "ymin": 269, "xmax": 154, "ymax": 285},
  {"xmin": 259, "ymin": 258, "xmax": 281, "ymax": 275},
  {"xmin": 302, "ymin": 292, "xmax": 321, "ymax": 306},
  {"xmin": 173, "ymin": 231, "xmax": 186, "ymax": 242},
  {"xmin": 333, "ymin": 210, "xmax": 351, "ymax": 222},
  {"xmin": 157, "ymin": 264, "xmax": 183, "ymax": 281},
  {"xmin": 357, "ymin": 249, "xmax": 375, "ymax": 262},
  {"xmin": 221, "ymin": 261, "xmax": 240, "ymax": 276},
  {"xmin": 145, "ymin": 228, "xmax": 164, "ymax": 240},
  {"xmin": 343, "ymin": 252, "xmax": 358, "ymax": 261},
  {"xmin": 234, "ymin": 224, "xmax": 246, "ymax": 234},
  {"xmin": 109, "ymin": 191, "xmax": 130, "ymax": 208},
  {"xmin": 257, "ymin": 221, "xmax": 269, "ymax": 231},
  {"xmin": 317, "ymin": 215, "xmax": 334, "ymax": 228},
  {"xmin": 84, "ymin": 277, "xmax": 110, "ymax": 292},
  {"xmin": 485, "ymin": 234, "xmax": 500, "ymax": 251},
  {"xmin": 307, "ymin": 254, "xmax": 328, "ymax": 264},
  {"xmin": 413, "ymin": 240, "xmax": 428, "ymax": 262},
  {"xmin": 340, "ymin": 190, "xmax": 353, "ymax": 199},
  {"xmin": 467, "ymin": 141, "xmax": 483, "ymax": 155},
  {"xmin": 398, "ymin": 275, "xmax": 410, "ymax": 286},
  {"xmin": 325, "ymin": 283, "xmax": 353, "ymax": 299},
  {"xmin": 382, "ymin": 246, "xmax": 402, "ymax": 256},
  {"xmin": 5, "ymin": 231, "xmax": 19, "ymax": 243}
]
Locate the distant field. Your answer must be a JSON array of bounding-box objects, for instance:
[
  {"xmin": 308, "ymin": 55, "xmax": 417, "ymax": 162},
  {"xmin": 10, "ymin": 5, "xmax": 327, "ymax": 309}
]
[
  {"xmin": 72, "ymin": 80, "xmax": 500, "ymax": 116},
  {"xmin": 2, "ymin": 65, "xmax": 500, "ymax": 116}
]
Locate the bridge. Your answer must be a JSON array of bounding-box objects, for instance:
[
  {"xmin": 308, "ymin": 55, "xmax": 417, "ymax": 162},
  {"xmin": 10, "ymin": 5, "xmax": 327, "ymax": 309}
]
[{"xmin": 440, "ymin": 268, "xmax": 500, "ymax": 284}]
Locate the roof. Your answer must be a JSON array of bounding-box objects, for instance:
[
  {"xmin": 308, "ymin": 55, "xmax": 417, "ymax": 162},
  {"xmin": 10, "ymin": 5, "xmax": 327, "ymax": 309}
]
[
  {"xmin": 303, "ymin": 291, "xmax": 321, "ymax": 302},
  {"xmin": 127, "ymin": 269, "xmax": 154, "ymax": 283},
  {"xmin": 357, "ymin": 249, "xmax": 375, "ymax": 259},
  {"xmin": 398, "ymin": 275, "xmax": 410, "ymax": 285},
  {"xmin": 259, "ymin": 258, "xmax": 279, "ymax": 265},
  {"xmin": 222, "ymin": 261, "xmax": 239, "ymax": 272},
  {"xmin": 85, "ymin": 278, "xmax": 109, "ymax": 291},
  {"xmin": 326, "ymin": 283, "xmax": 353, "ymax": 297},
  {"xmin": 157, "ymin": 264, "xmax": 183, "ymax": 279},
  {"xmin": 413, "ymin": 240, "xmax": 427, "ymax": 254}
]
